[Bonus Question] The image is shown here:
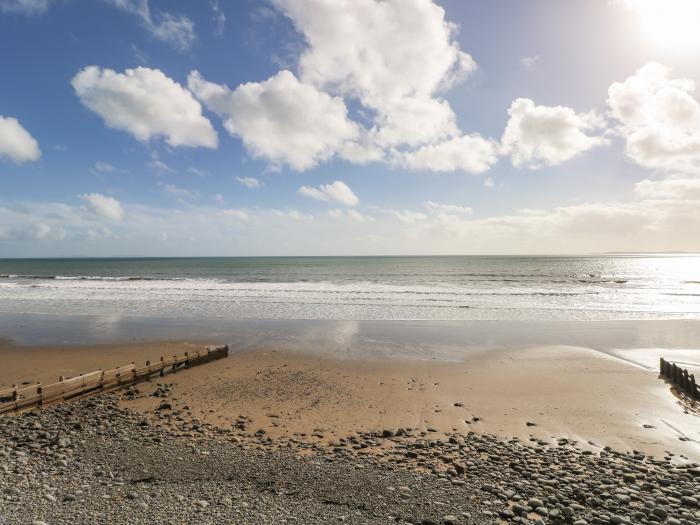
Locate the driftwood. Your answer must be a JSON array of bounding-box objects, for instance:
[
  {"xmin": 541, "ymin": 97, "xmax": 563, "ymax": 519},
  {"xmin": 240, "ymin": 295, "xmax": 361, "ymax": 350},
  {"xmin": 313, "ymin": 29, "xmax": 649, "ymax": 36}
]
[{"xmin": 0, "ymin": 344, "xmax": 228, "ymax": 414}]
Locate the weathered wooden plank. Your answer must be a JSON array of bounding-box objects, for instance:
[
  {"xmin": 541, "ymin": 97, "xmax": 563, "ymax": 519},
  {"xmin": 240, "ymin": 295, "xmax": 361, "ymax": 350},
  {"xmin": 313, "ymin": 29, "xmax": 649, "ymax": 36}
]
[{"xmin": 0, "ymin": 344, "xmax": 229, "ymax": 414}]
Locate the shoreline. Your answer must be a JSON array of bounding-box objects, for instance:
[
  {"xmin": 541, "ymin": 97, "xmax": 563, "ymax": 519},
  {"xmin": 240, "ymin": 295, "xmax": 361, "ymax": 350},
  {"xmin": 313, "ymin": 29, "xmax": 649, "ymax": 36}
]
[{"xmin": 2, "ymin": 338, "xmax": 698, "ymax": 462}]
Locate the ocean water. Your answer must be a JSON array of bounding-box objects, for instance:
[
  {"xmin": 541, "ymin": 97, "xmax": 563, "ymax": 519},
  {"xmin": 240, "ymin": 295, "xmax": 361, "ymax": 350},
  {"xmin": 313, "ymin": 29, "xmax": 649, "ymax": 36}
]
[{"xmin": 1, "ymin": 255, "xmax": 700, "ymax": 321}]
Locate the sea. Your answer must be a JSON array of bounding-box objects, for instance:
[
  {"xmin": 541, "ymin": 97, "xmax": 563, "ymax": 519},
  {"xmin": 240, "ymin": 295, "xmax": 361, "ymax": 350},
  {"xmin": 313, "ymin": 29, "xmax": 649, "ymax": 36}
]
[{"xmin": 0, "ymin": 255, "xmax": 699, "ymax": 321}]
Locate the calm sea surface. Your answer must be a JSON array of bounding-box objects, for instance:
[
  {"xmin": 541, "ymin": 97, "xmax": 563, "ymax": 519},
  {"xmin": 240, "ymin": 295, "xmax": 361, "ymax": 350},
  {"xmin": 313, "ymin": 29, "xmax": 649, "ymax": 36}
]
[{"xmin": 1, "ymin": 256, "xmax": 699, "ymax": 321}]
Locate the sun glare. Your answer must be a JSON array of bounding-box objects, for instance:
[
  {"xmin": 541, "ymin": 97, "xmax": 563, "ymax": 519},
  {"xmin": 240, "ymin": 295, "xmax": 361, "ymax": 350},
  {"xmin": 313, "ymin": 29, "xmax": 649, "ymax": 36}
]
[{"xmin": 627, "ymin": 0, "xmax": 700, "ymax": 49}]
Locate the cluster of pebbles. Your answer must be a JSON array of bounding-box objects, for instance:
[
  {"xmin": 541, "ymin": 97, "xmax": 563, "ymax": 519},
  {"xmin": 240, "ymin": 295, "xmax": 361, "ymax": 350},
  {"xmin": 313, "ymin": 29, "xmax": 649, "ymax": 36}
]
[{"xmin": 0, "ymin": 389, "xmax": 698, "ymax": 525}]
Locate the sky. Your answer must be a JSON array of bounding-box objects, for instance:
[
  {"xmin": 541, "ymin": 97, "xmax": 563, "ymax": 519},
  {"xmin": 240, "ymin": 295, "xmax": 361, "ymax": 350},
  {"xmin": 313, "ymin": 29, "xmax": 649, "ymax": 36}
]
[{"xmin": 2, "ymin": 0, "xmax": 700, "ymax": 256}]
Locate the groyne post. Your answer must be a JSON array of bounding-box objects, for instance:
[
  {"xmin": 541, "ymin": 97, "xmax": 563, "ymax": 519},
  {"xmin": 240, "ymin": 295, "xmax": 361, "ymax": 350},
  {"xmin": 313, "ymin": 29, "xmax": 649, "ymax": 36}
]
[
  {"xmin": 660, "ymin": 357, "xmax": 699, "ymax": 400},
  {"xmin": 0, "ymin": 344, "xmax": 229, "ymax": 415}
]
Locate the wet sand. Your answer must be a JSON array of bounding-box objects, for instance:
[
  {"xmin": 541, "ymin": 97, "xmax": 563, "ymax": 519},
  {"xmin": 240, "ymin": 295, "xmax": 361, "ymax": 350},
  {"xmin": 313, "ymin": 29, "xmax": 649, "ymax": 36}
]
[{"xmin": 1, "ymin": 339, "xmax": 698, "ymax": 461}]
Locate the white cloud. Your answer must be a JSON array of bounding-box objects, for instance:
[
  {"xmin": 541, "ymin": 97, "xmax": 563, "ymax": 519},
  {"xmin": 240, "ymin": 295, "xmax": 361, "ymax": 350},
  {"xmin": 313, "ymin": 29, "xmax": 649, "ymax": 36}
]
[
  {"xmin": 79, "ymin": 193, "xmax": 125, "ymax": 221},
  {"xmin": 92, "ymin": 161, "xmax": 116, "ymax": 173},
  {"xmin": 274, "ymin": 0, "xmax": 476, "ymax": 148},
  {"xmin": 188, "ymin": 70, "xmax": 358, "ymax": 171},
  {"xmin": 399, "ymin": 134, "xmax": 498, "ymax": 173},
  {"xmin": 0, "ymin": 115, "xmax": 41, "ymax": 164},
  {"xmin": 211, "ymin": 0, "xmax": 225, "ymax": 35},
  {"xmin": 521, "ymin": 55, "xmax": 541, "ymax": 69},
  {"xmin": 148, "ymin": 152, "xmax": 176, "ymax": 173},
  {"xmin": 327, "ymin": 208, "xmax": 374, "ymax": 222},
  {"xmin": 634, "ymin": 177, "xmax": 700, "ymax": 200},
  {"xmin": 424, "ymin": 201, "xmax": 473, "ymax": 215},
  {"xmin": 298, "ymin": 180, "xmax": 359, "ymax": 207},
  {"xmin": 501, "ymin": 98, "xmax": 606, "ymax": 169},
  {"xmin": 72, "ymin": 66, "xmax": 217, "ymax": 149},
  {"xmin": 185, "ymin": 0, "xmax": 491, "ymax": 173},
  {"xmin": 483, "ymin": 177, "xmax": 495, "ymax": 188},
  {"xmin": 105, "ymin": 0, "xmax": 195, "ymax": 50},
  {"xmin": 391, "ymin": 210, "xmax": 428, "ymax": 224},
  {"xmin": 222, "ymin": 209, "xmax": 249, "ymax": 221},
  {"xmin": 6, "ymin": 188, "xmax": 700, "ymax": 255},
  {"xmin": 162, "ymin": 183, "xmax": 197, "ymax": 201},
  {"xmin": 186, "ymin": 167, "xmax": 207, "ymax": 177},
  {"xmin": 85, "ymin": 226, "xmax": 116, "ymax": 241},
  {"xmin": 0, "ymin": 0, "xmax": 50, "ymax": 14},
  {"xmin": 608, "ymin": 62, "xmax": 700, "ymax": 174},
  {"xmin": 272, "ymin": 209, "xmax": 313, "ymax": 221},
  {"xmin": 236, "ymin": 176, "xmax": 262, "ymax": 189}
]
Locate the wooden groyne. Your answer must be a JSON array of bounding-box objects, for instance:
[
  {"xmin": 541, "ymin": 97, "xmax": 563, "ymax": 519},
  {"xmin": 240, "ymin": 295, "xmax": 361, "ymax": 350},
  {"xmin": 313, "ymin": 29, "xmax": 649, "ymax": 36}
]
[
  {"xmin": 659, "ymin": 357, "xmax": 699, "ymax": 400},
  {"xmin": 0, "ymin": 344, "xmax": 228, "ymax": 415}
]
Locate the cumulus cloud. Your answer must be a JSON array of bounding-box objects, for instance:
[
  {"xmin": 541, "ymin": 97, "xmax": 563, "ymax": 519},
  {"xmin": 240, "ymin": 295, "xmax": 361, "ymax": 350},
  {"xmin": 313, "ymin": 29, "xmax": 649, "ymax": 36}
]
[
  {"xmin": 399, "ymin": 134, "xmax": 498, "ymax": 173},
  {"xmin": 188, "ymin": 70, "xmax": 358, "ymax": 170},
  {"xmin": 72, "ymin": 66, "xmax": 217, "ymax": 149},
  {"xmin": 298, "ymin": 180, "xmax": 359, "ymax": 207},
  {"xmin": 608, "ymin": 62, "xmax": 700, "ymax": 174},
  {"xmin": 236, "ymin": 176, "xmax": 262, "ymax": 188},
  {"xmin": 185, "ymin": 0, "xmax": 495, "ymax": 172},
  {"xmin": 105, "ymin": 0, "xmax": 195, "ymax": 50},
  {"xmin": 501, "ymin": 98, "xmax": 606, "ymax": 168},
  {"xmin": 79, "ymin": 193, "xmax": 125, "ymax": 221},
  {"xmin": 0, "ymin": 115, "xmax": 41, "ymax": 164},
  {"xmin": 274, "ymin": 0, "xmax": 475, "ymax": 148}
]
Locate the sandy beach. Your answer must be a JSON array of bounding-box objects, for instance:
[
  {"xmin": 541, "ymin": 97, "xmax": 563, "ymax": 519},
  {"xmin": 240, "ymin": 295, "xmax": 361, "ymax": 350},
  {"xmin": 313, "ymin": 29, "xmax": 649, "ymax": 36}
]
[
  {"xmin": 2, "ymin": 338, "xmax": 698, "ymax": 461},
  {"xmin": 2, "ymin": 336, "xmax": 700, "ymax": 524}
]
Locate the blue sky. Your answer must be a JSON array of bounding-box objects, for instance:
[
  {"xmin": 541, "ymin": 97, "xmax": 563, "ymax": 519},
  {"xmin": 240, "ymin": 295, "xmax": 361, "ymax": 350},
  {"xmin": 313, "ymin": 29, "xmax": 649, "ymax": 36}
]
[{"xmin": 2, "ymin": 0, "xmax": 700, "ymax": 256}]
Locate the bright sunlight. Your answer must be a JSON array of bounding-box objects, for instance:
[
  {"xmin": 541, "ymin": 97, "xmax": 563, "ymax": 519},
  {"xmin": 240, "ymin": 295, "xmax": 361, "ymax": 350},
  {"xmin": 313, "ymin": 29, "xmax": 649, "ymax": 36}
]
[{"xmin": 627, "ymin": 0, "xmax": 700, "ymax": 49}]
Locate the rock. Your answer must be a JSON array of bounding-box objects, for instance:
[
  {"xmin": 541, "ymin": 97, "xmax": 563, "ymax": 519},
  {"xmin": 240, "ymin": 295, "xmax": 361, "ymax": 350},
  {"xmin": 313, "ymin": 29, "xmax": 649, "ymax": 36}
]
[{"xmin": 528, "ymin": 498, "xmax": 544, "ymax": 508}]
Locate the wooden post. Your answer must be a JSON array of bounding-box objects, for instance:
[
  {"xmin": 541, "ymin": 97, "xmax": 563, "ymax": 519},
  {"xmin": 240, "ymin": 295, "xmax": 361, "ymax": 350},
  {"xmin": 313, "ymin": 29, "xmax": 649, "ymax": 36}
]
[{"xmin": 0, "ymin": 345, "xmax": 229, "ymax": 413}]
